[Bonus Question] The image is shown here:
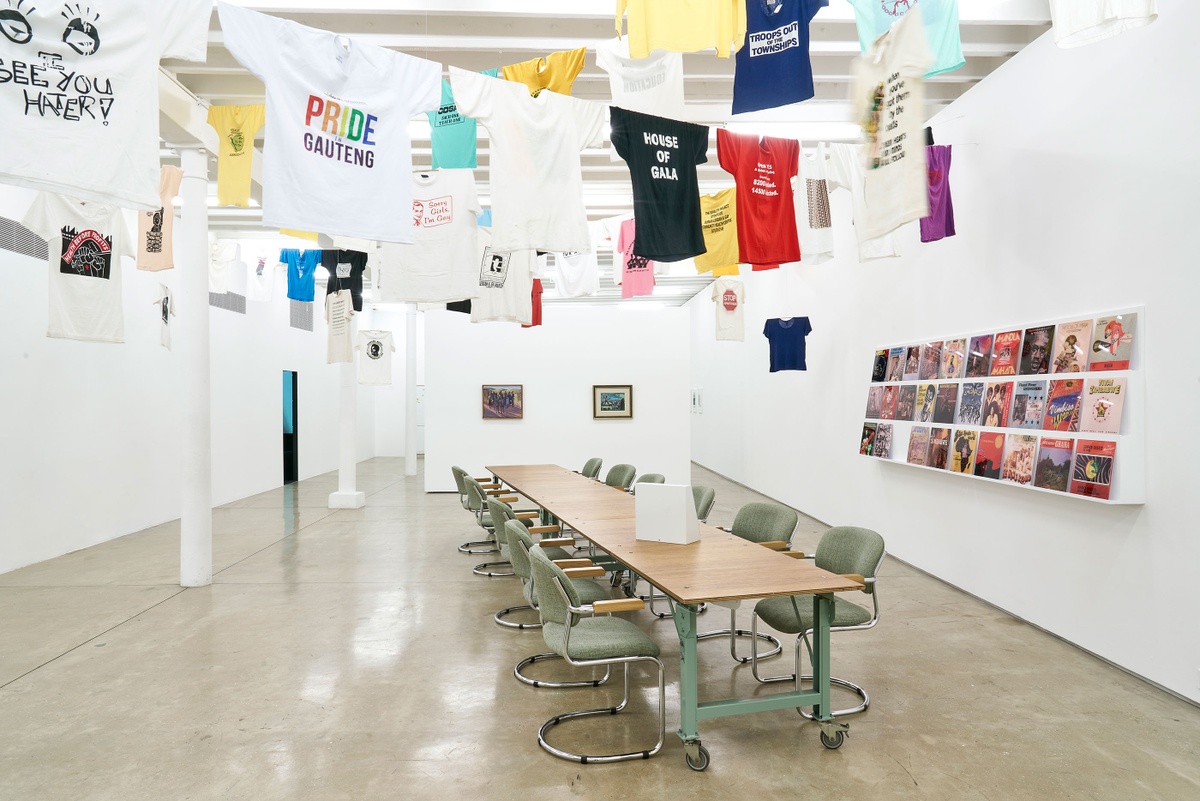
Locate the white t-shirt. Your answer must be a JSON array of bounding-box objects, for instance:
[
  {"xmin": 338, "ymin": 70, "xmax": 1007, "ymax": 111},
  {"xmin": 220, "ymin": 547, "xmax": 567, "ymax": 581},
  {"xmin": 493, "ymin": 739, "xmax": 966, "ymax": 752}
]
[
  {"xmin": 796, "ymin": 143, "xmax": 834, "ymax": 265},
  {"xmin": 137, "ymin": 166, "xmax": 184, "ymax": 272},
  {"xmin": 325, "ymin": 290, "xmax": 355, "ymax": 364},
  {"xmin": 553, "ymin": 221, "xmax": 605, "ymax": 298},
  {"xmin": 209, "ymin": 239, "xmax": 234, "ymax": 293},
  {"xmin": 246, "ymin": 256, "xmax": 278, "ymax": 302},
  {"xmin": 595, "ymin": 39, "xmax": 687, "ymax": 162},
  {"xmin": 851, "ymin": 7, "xmax": 933, "ymax": 240},
  {"xmin": 22, "ymin": 193, "xmax": 133, "ymax": 343},
  {"xmin": 217, "ymin": 3, "xmax": 441, "ymax": 242},
  {"xmin": 0, "ymin": 0, "xmax": 209, "ymax": 211},
  {"xmin": 827, "ymin": 143, "xmax": 899, "ymax": 262},
  {"xmin": 450, "ymin": 68, "xmax": 606, "ymax": 253},
  {"xmin": 153, "ymin": 283, "xmax": 174, "ymax": 350},
  {"xmin": 357, "ymin": 330, "xmax": 396, "ymax": 385},
  {"xmin": 1049, "ymin": 0, "xmax": 1157, "ymax": 48},
  {"xmin": 470, "ymin": 228, "xmax": 534, "ymax": 325},
  {"xmin": 378, "ymin": 169, "xmax": 481, "ymax": 302},
  {"xmin": 711, "ymin": 277, "xmax": 745, "ymax": 342}
]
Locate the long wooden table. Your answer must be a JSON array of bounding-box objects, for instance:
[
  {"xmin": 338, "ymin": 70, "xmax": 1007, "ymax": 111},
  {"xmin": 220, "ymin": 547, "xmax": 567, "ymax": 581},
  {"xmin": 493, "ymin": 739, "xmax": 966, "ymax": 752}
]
[{"xmin": 487, "ymin": 464, "xmax": 862, "ymax": 769}]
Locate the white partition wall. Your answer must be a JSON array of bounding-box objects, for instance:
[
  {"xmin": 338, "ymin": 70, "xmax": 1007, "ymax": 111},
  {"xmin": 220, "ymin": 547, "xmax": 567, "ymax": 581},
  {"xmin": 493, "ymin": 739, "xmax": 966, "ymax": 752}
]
[
  {"xmin": 424, "ymin": 305, "xmax": 692, "ymax": 493},
  {"xmin": 689, "ymin": 14, "xmax": 1200, "ymax": 703}
]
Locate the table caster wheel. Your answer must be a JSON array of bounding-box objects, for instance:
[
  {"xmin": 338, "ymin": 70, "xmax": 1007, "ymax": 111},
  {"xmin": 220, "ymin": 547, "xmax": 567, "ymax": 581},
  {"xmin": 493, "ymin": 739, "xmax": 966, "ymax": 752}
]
[
  {"xmin": 819, "ymin": 729, "xmax": 845, "ymax": 750},
  {"xmin": 685, "ymin": 744, "xmax": 710, "ymax": 771}
]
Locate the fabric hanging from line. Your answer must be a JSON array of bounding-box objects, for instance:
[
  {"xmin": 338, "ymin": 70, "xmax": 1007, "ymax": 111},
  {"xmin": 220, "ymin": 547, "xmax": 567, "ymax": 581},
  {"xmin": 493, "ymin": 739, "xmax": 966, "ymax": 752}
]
[
  {"xmin": 847, "ymin": 0, "xmax": 964, "ymax": 77},
  {"xmin": 470, "ymin": 228, "xmax": 534, "ymax": 325},
  {"xmin": 796, "ymin": 143, "xmax": 834, "ymax": 265},
  {"xmin": 0, "ymin": 0, "xmax": 210, "ymax": 211},
  {"xmin": 281, "ymin": 248, "xmax": 321, "ymax": 302},
  {"xmin": 325, "ymin": 289, "xmax": 355, "ymax": 364},
  {"xmin": 1048, "ymin": 0, "xmax": 1157, "ymax": 49},
  {"xmin": 137, "ymin": 166, "xmax": 184, "ymax": 272},
  {"xmin": 152, "ymin": 284, "xmax": 175, "ymax": 350},
  {"xmin": 246, "ymin": 256, "xmax": 278, "ymax": 302},
  {"xmin": 732, "ymin": 0, "xmax": 827, "ymax": 115},
  {"xmin": 694, "ymin": 188, "xmax": 741, "ymax": 276},
  {"xmin": 763, "ymin": 317, "xmax": 813, "ymax": 372},
  {"xmin": 216, "ymin": 2, "xmax": 442, "ymax": 243},
  {"xmin": 594, "ymin": 38, "xmax": 686, "ymax": 120},
  {"xmin": 552, "ymin": 222, "xmax": 605, "ymax": 298},
  {"xmin": 616, "ymin": 0, "xmax": 747, "ymax": 59},
  {"xmin": 357, "ymin": 330, "xmax": 396, "ymax": 385},
  {"xmin": 521, "ymin": 279, "xmax": 544, "ymax": 328},
  {"xmin": 920, "ymin": 145, "xmax": 956, "ymax": 243},
  {"xmin": 501, "ymin": 48, "xmax": 587, "ymax": 96},
  {"xmin": 711, "ymin": 277, "xmax": 745, "ymax": 341},
  {"xmin": 206, "ymin": 104, "xmax": 266, "ymax": 207},
  {"xmin": 616, "ymin": 218, "xmax": 655, "ymax": 299},
  {"xmin": 825, "ymin": 142, "xmax": 899, "ymax": 261},
  {"xmin": 428, "ymin": 70, "xmax": 499, "ymax": 170},
  {"xmin": 321, "ymin": 249, "xmax": 368, "ymax": 312},
  {"xmin": 0, "ymin": 218, "xmax": 49, "ymax": 262},
  {"xmin": 717, "ymin": 129, "xmax": 800, "ymax": 270}
]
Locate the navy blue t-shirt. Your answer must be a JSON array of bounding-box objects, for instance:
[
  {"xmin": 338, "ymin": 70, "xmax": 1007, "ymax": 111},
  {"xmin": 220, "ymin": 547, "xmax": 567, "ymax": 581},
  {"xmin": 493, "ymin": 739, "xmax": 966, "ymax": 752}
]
[
  {"xmin": 764, "ymin": 317, "xmax": 813, "ymax": 372},
  {"xmin": 733, "ymin": 0, "xmax": 828, "ymax": 115}
]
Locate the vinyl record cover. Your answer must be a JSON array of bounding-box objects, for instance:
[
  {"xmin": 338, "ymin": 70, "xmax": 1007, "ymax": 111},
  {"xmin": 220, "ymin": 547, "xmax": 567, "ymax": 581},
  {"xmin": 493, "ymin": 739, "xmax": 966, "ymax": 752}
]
[
  {"xmin": 907, "ymin": 426, "xmax": 930, "ymax": 465},
  {"xmin": 1043, "ymin": 379, "xmax": 1083, "ymax": 432},
  {"xmin": 1033, "ymin": 437, "xmax": 1074, "ymax": 492},
  {"xmin": 982, "ymin": 381, "xmax": 1013, "ymax": 428},
  {"xmin": 940, "ymin": 338, "xmax": 966, "ymax": 379},
  {"xmin": 1019, "ymin": 325, "xmax": 1055, "ymax": 375},
  {"xmin": 872, "ymin": 349, "xmax": 889, "ymax": 382},
  {"xmin": 1070, "ymin": 439, "xmax": 1117, "ymax": 500},
  {"xmin": 966, "ymin": 334, "xmax": 993, "ymax": 378},
  {"xmin": 860, "ymin": 423, "xmax": 877, "ymax": 456},
  {"xmin": 914, "ymin": 383, "xmax": 937, "ymax": 423},
  {"xmin": 990, "ymin": 330, "xmax": 1022, "ymax": 376},
  {"xmin": 974, "ymin": 431, "xmax": 1006, "ymax": 479},
  {"xmin": 950, "ymin": 428, "xmax": 978, "ymax": 474},
  {"xmin": 874, "ymin": 423, "xmax": 894, "ymax": 459},
  {"xmin": 865, "ymin": 386, "xmax": 884, "ymax": 419},
  {"xmin": 928, "ymin": 427, "xmax": 951, "ymax": 470},
  {"xmin": 885, "ymin": 347, "xmax": 905, "ymax": 381},
  {"xmin": 1001, "ymin": 433, "xmax": 1039, "ymax": 485},
  {"xmin": 894, "ymin": 385, "xmax": 917, "ymax": 421},
  {"xmin": 903, "ymin": 345, "xmax": 921, "ymax": 381},
  {"xmin": 1051, "ymin": 319, "xmax": 1092, "ymax": 373},
  {"xmin": 955, "ymin": 381, "xmax": 985, "ymax": 426},
  {"xmin": 879, "ymin": 384, "xmax": 899, "ymax": 420},
  {"xmin": 1009, "ymin": 380, "xmax": 1048, "ymax": 429},
  {"xmin": 919, "ymin": 341, "xmax": 943, "ymax": 380},
  {"xmin": 933, "ymin": 383, "xmax": 959, "ymax": 424},
  {"xmin": 1088, "ymin": 313, "xmax": 1136, "ymax": 371},
  {"xmin": 1080, "ymin": 377, "xmax": 1127, "ymax": 434}
]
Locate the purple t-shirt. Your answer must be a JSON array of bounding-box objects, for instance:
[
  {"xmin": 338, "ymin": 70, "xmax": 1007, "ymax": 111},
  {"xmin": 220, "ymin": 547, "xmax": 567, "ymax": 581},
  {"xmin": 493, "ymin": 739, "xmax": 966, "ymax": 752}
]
[
  {"xmin": 920, "ymin": 145, "xmax": 956, "ymax": 243},
  {"xmin": 763, "ymin": 317, "xmax": 813, "ymax": 372}
]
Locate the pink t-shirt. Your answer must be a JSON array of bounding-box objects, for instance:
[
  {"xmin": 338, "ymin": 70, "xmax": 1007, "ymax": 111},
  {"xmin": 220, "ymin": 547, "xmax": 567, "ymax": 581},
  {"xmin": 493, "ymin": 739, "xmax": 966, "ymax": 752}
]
[{"xmin": 617, "ymin": 218, "xmax": 655, "ymax": 299}]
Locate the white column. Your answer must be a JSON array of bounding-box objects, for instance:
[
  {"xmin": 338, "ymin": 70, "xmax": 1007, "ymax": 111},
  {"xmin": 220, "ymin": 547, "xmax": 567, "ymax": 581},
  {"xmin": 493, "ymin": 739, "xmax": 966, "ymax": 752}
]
[
  {"xmin": 179, "ymin": 148, "xmax": 212, "ymax": 587},
  {"xmin": 329, "ymin": 316, "xmax": 366, "ymax": 508},
  {"xmin": 404, "ymin": 304, "xmax": 418, "ymax": 477}
]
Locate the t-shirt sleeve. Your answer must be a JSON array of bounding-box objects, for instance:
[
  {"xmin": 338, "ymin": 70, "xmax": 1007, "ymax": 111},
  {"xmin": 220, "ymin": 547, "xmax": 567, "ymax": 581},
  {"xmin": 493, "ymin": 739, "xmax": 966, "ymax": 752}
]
[
  {"xmin": 711, "ymin": 282, "xmax": 720, "ymax": 301},
  {"xmin": 785, "ymin": 140, "xmax": 800, "ymax": 180},
  {"xmin": 463, "ymin": 174, "xmax": 483, "ymax": 216},
  {"xmin": 163, "ymin": 166, "xmax": 184, "ymax": 200},
  {"xmin": 409, "ymin": 57, "xmax": 443, "ymax": 116},
  {"xmin": 805, "ymin": 0, "xmax": 830, "ymax": 25},
  {"xmin": 576, "ymin": 99, "xmax": 608, "ymax": 150},
  {"xmin": 218, "ymin": 2, "xmax": 283, "ymax": 79},
  {"xmin": 803, "ymin": 317, "xmax": 813, "ymax": 336},
  {"xmin": 608, "ymin": 107, "xmax": 628, "ymax": 160},
  {"xmin": 717, "ymin": 128, "xmax": 737, "ymax": 175},
  {"xmin": 248, "ymin": 104, "xmax": 267, "ymax": 138},
  {"xmin": 19, "ymin": 193, "xmax": 51, "ymax": 243},
  {"xmin": 112, "ymin": 213, "xmax": 135, "ymax": 263},
  {"xmin": 449, "ymin": 68, "xmax": 492, "ymax": 122},
  {"xmin": 694, "ymin": 124, "xmax": 710, "ymax": 165},
  {"xmin": 160, "ymin": 0, "xmax": 211, "ymax": 62},
  {"xmin": 763, "ymin": 321, "xmax": 771, "ymax": 339}
]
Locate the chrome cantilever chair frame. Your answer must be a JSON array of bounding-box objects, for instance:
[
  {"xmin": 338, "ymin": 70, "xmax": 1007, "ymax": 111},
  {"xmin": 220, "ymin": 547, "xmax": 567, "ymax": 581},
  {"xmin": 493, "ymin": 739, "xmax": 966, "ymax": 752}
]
[{"xmin": 453, "ymin": 466, "xmax": 504, "ymax": 555}]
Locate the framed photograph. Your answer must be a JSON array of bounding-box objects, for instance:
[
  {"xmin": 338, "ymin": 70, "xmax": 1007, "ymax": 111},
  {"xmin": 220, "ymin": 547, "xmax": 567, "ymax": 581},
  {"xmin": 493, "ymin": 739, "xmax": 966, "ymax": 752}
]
[
  {"xmin": 482, "ymin": 384, "xmax": 523, "ymax": 419},
  {"xmin": 593, "ymin": 384, "xmax": 633, "ymax": 419}
]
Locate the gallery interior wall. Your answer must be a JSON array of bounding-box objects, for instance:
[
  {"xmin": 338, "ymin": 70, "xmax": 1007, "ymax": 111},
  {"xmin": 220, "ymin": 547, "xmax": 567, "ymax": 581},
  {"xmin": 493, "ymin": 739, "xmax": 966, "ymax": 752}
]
[
  {"xmin": 0, "ymin": 183, "xmax": 375, "ymax": 575},
  {"xmin": 689, "ymin": 5, "xmax": 1200, "ymax": 703},
  {"xmin": 423, "ymin": 305, "xmax": 692, "ymax": 493}
]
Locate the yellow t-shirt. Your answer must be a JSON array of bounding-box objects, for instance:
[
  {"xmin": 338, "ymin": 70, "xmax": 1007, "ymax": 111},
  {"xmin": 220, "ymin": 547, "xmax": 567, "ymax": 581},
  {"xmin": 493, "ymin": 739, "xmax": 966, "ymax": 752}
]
[
  {"xmin": 500, "ymin": 47, "xmax": 587, "ymax": 96},
  {"xmin": 694, "ymin": 188, "xmax": 741, "ymax": 275},
  {"xmin": 617, "ymin": 0, "xmax": 746, "ymax": 59},
  {"xmin": 206, "ymin": 104, "xmax": 265, "ymax": 208},
  {"xmin": 280, "ymin": 229, "xmax": 319, "ymax": 242}
]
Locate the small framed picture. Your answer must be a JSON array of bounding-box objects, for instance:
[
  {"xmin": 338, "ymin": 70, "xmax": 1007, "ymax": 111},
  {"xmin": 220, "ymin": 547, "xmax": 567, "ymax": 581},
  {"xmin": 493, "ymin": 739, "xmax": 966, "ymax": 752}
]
[
  {"xmin": 593, "ymin": 384, "xmax": 633, "ymax": 419},
  {"xmin": 482, "ymin": 384, "xmax": 523, "ymax": 419}
]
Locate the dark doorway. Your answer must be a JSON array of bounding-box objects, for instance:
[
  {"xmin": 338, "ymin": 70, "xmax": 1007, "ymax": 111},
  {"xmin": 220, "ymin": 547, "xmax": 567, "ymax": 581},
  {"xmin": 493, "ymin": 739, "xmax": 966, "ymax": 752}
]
[{"xmin": 283, "ymin": 370, "xmax": 299, "ymax": 484}]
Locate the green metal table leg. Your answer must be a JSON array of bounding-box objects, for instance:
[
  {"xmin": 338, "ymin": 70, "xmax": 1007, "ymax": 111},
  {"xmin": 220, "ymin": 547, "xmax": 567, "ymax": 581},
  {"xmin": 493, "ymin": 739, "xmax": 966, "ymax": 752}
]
[
  {"xmin": 672, "ymin": 601, "xmax": 701, "ymax": 746},
  {"xmin": 811, "ymin": 593, "xmax": 833, "ymax": 721}
]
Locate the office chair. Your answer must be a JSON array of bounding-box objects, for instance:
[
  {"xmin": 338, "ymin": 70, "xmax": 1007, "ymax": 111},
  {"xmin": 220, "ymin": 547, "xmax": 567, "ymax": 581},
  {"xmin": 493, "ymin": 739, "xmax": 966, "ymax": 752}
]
[
  {"xmin": 452, "ymin": 466, "xmax": 510, "ymax": 554},
  {"xmin": 458, "ymin": 475, "xmax": 521, "ymax": 558},
  {"xmin": 488, "ymin": 498, "xmax": 570, "ymax": 606},
  {"xmin": 696, "ymin": 502, "xmax": 800, "ymax": 662},
  {"xmin": 579, "ymin": 457, "xmax": 603, "ymax": 479},
  {"xmin": 528, "ymin": 546, "xmax": 666, "ymax": 764},
  {"xmin": 750, "ymin": 526, "xmax": 886, "ymax": 719},
  {"xmin": 630, "ymin": 473, "xmax": 666, "ymax": 493},
  {"xmin": 602, "ymin": 463, "xmax": 637, "ymax": 491}
]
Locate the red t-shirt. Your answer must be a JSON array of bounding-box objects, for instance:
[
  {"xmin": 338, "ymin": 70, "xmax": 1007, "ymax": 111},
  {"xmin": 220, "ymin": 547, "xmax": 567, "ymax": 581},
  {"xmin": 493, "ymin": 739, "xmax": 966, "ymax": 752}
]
[
  {"xmin": 522, "ymin": 278, "xmax": 544, "ymax": 328},
  {"xmin": 717, "ymin": 129, "xmax": 800, "ymax": 270}
]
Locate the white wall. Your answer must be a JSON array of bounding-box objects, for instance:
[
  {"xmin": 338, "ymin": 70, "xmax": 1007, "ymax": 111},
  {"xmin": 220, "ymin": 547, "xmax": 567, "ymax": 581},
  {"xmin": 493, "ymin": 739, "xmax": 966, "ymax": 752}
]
[
  {"xmin": 690, "ymin": 6, "xmax": 1200, "ymax": 703},
  {"xmin": 368, "ymin": 307, "xmax": 425, "ymax": 458},
  {"xmin": 424, "ymin": 305, "xmax": 692, "ymax": 492},
  {"xmin": 0, "ymin": 185, "xmax": 374, "ymax": 575}
]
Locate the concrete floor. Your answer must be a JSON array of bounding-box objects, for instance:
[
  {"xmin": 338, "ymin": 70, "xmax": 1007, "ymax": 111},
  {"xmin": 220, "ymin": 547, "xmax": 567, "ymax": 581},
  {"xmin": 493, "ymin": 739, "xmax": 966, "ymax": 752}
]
[{"xmin": 1, "ymin": 458, "xmax": 1197, "ymax": 800}]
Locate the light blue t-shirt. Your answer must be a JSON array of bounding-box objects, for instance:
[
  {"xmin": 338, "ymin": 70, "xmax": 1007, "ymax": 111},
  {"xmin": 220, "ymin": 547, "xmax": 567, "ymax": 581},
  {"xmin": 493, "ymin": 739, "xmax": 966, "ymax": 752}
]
[
  {"xmin": 849, "ymin": 0, "xmax": 964, "ymax": 77},
  {"xmin": 280, "ymin": 248, "xmax": 321, "ymax": 302},
  {"xmin": 427, "ymin": 68, "xmax": 499, "ymax": 169}
]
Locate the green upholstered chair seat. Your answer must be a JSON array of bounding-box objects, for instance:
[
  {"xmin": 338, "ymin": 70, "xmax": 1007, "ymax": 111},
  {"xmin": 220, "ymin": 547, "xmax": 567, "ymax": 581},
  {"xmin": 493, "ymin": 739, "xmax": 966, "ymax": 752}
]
[
  {"xmin": 542, "ymin": 617, "xmax": 660, "ymax": 661},
  {"xmin": 530, "ymin": 577, "xmax": 609, "ymax": 608},
  {"xmin": 754, "ymin": 594, "xmax": 872, "ymax": 634}
]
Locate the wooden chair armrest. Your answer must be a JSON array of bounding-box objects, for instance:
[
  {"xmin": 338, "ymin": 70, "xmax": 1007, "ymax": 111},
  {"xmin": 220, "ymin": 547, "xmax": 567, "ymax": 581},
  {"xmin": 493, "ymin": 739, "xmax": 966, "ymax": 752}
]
[
  {"xmin": 527, "ymin": 525, "xmax": 562, "ymax": 535},
  {"xmin": 759, "ymin": 541, "xmax": 789, "ymax": 551},
  {"xmin": 593, "ymin": 598, "xmax": 644, "ymax": 614},
  {"xmin": 554, "ymin": 558, "xmax": 595, "ymax": 569},
  {"xmin": 564, "ymin": 566, "xmax": 606, "ymax": 579},
  {"xmin": 539, "ymin": 537, "xmax": 575, "ymax": 548},
  {"xmin": 478, "ymin": 481, "xmax": 500, "ymax": 488},
  {"xmin": 484, "ymin": 488, "xmax": 509, "ymax": 496},
  {"xmin": 782, "ymin": 551, "xmax": 812, "ymax": 559},
  {"xmin": 514, "ymin": 511, "xmax": 540, "ymax": 519},
  {"xmin": 496, "ymin": 495, "xmax": 519, "ymax": 503}
]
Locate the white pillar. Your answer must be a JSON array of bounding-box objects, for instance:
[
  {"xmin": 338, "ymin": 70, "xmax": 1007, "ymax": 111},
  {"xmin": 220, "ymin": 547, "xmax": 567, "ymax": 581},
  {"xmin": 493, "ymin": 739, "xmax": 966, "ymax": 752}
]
[
  {"xmin": 404, "ymin": 304, "xmax": 418, "ymax": 477},
  {"xmin": 179, "ymin": 148, "xmax": 212, "ymax": 587},
  {"xmin": 329, "ymin": 316, "xmax": 366, "ymax": 508}
]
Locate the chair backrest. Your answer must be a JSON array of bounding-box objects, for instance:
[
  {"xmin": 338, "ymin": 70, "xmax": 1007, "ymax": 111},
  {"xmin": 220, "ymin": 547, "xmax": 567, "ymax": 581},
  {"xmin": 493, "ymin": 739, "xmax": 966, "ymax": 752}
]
[
  {"xmin": 506, "ymin": 520, "xmax": 535, "ymax": 582},
  {"xmin": 581, "ymin": 457, "xmax": 603, "ymax": 479},
  {"xmin": 450, "ymin": 466, "xmax": 469, "ymax": 494},
  {"xmin": 730, "ymin": 502, "xmax": 800, "ymax": 545},
  {"xmin": 529, "ymin": 546, "xmax": 581, "ymax": 627},
  {"xmin": 814, "ymin": 526, "xmax": 886, "ymax": 592},
  {"xmin": 631, "ymin": 473, "xmax": 666, "ymax": 494},
  {"xmin": 604, "ymin": 463, "xmax": 637, "ymax": 489},
  {"xmin": 486, "ymin": 498, "xmax": 517, "ymax": 543},
  {"xmin": 692, "ymin": 485, "xmax": 716, "ymax": 522},
  {"xmin": 462, "ymin": 475, "xmax": 488, "ymax": 513}
]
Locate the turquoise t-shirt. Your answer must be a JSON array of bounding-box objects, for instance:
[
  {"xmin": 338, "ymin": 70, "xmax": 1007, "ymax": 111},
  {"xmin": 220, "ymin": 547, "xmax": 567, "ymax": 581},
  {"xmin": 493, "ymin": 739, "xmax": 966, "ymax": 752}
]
[
  {"xmin": 849, "ymin": 0, "xmax": 964, "ymax": 77},
  {"xmin": 427, "ymin": 68, "xmax": 499, "ymax": 169}
]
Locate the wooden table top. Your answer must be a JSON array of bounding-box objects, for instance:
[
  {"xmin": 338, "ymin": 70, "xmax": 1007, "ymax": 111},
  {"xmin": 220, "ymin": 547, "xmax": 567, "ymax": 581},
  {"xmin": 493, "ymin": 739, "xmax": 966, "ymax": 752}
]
[{"xmin": 487, "ymin": 464, "xmax": 862, "ymax": 606}]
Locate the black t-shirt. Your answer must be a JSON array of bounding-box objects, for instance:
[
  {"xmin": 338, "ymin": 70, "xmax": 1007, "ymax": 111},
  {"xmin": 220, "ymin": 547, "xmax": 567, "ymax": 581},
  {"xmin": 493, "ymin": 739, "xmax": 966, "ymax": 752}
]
[
  {"xmin": 609, "ymin": 106, "xmax": 709, "ymax": 262},
  {"xmin": 321, "ymin": 249, "xmax": 368, "ymax": 311}
]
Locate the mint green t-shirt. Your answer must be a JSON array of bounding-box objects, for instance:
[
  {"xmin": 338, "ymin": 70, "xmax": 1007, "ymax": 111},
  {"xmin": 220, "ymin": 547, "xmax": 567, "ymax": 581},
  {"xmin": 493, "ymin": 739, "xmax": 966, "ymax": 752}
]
[
  {"xmin": 427, "ymin": 68, "xmax": 499, "ymax": 169},
  {"xmin": 849, "ymin": 0, "xmax": 964, "ymax": 77}
]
